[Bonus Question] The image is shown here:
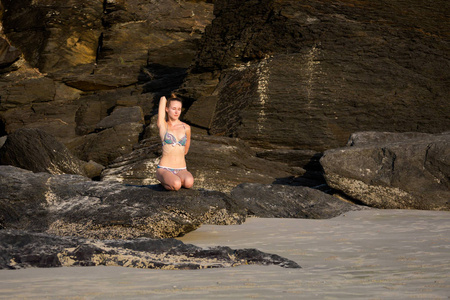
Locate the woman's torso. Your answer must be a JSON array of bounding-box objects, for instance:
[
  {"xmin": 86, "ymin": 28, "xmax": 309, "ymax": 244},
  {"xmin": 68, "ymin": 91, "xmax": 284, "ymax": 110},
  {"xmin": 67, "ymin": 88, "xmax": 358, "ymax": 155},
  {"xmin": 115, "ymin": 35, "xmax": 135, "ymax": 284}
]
[{"xmin": 159, "ymin": 122, "xmax": 187, "ymax": 168}]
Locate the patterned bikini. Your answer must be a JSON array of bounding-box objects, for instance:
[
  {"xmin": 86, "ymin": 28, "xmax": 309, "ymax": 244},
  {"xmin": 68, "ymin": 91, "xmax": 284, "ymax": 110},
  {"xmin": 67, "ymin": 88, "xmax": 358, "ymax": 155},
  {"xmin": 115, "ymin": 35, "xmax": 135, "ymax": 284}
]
[{"xmin": 157, "ymin": 124, "xmax": 188, "ymax": 175}]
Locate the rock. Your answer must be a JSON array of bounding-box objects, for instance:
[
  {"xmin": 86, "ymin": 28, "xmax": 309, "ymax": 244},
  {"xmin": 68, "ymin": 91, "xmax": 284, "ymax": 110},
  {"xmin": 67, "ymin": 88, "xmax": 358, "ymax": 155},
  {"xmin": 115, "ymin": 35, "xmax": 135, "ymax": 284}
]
[
  {"xmin": 0, "ymin": 165, "xmax": 246, "ymax": 239},
  {"xmin": 0, "ymin": 0, "xmax": 213, "ymax": 149},
  {"xmin": 95, "ymin": 106, "xmax": 144, "ymax": 130},
  {"xmin": 101, "ymin": 135, "xmax": 305, "ymax": 193},
  {"xmin": 231, "ymin": 183, "xmax": 362, "ymax": 219},
  {"xmin": 0, "ymin": 229, "xmax": 300, "ymax": 270},
  {"xmin": 0, "ymin": 37, "xmax": 21, "ymax": 69},
  {"xmin": 0, "ymin": 128, "xmax": 87, "ymax": 176},
  {"xmin": 83, "ymin": 160, "xmax": 105, "ymax": 179},
  {"xmin": 0, "ymin": 78, "xmax": 82, "ymax": 143},
  {"xmin": 181, "ymin": 0, "xmax": 450, "ymax": 151},
  {"xmin": 320, "ymin": 132, "xmax": 450, "ymax": 210},
  {"xmin": 346, "ymin": 131, "xmax": 436, "ymax": 147},
  {"xmin": 70, "ymin": 122, "xmax": 144, "ymax": 166},
  {"xmin": 0, "ymin": 136, "xmax": 6, "ymax": 148}
]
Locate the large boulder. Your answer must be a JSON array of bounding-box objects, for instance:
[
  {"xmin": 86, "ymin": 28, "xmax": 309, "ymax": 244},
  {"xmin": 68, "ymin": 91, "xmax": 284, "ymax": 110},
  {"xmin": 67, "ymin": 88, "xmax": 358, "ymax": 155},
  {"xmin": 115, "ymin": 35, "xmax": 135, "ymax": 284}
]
[
  {"xmin": 69, "ymin": 122, "xmax": 144, "ymax": 166},
  {"xmin": 181, "ymin": 0, "xmax": 449, "ymax": 153},
  {"xmin": 0, "ymin": 165, "xmax": 246, "ymax": 239},
  {"xmin": 0, "ymin": 128, "xmax": 87, "ymax": 176},
  {"xmin": 231, "ymin": 183, "xmax": 362, "ymax": 219},
  {"xmin": 0, "ymin": 229, "xmax": 300, "ymax": 270},
  {"xmin": 320, "ymin": 132, "xmax": 450, "ymax": 210},
  {"xmin": 101, "ymin": 135, "xmax": 306, "ymax": 193}
]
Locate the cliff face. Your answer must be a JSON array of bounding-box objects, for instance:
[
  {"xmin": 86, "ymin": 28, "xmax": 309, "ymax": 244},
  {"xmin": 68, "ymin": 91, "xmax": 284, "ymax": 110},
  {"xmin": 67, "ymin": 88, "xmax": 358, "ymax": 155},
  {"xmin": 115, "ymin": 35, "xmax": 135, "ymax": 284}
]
[
  {"xmin": 0, "ymin": 0, "xmax": 449, "ymax": 157},
  {"xmin": 0, "ymin": 0, "xmax": 214, "ymax": 143},
  {"xmin": 182, "ymin": 0, "xmax": 450, "ymax": 150}
]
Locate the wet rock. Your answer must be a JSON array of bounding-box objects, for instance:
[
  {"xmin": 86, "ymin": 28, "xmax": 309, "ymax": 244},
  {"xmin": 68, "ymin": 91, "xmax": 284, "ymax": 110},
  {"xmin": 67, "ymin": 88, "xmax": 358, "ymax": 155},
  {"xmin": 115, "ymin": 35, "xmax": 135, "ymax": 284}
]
[
  {"xmin": 0, "ymin": 165, "xmax": 246, "ymax": 239},
  {"xmin": 320, "ymin": 132, "xmax": 450, "ymax": 210},
  {"xmin": 101, "ymin": 135, "xmax": 305, "ymax": 193},
  {"xmin": 231, "ymin": 183, "xmax": 362, "ymax": 219},
  {"xmin": 0, "ymin": 230, "xmax": 300, "ymax": 270},
  {"xmin": 0, "ymin": 128, "xmax": 86, "ymax": 176}
]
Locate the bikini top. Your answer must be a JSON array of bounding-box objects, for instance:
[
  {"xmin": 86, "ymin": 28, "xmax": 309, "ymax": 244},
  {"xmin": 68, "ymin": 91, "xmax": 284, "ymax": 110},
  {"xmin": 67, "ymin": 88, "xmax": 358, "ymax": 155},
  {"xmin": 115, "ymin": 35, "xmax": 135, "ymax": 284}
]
[{"xmin": 162, "ymin": 124, "xmax": 187, "ymax": 147}]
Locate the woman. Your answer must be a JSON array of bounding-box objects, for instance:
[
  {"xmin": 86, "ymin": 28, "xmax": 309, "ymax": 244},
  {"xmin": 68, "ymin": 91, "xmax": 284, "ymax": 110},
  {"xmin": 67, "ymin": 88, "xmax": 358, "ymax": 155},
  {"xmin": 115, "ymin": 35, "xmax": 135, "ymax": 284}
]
[{"xmin": 156, "ymin": 94, "xmax": 194, "ymax": 191}]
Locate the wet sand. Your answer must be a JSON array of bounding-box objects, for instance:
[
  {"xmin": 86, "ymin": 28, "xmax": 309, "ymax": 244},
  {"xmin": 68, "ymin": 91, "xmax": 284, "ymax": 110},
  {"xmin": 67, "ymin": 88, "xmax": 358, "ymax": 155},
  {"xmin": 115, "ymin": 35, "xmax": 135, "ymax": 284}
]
[{"xmin": 0, "ymin": 209, "xmax": 449, "ymax": 299}]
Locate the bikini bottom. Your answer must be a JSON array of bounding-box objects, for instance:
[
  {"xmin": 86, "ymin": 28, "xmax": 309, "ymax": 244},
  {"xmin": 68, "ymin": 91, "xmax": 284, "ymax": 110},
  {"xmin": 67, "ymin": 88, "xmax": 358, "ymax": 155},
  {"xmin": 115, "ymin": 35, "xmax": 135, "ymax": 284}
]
[{"xmin": 157, "ymin": 165, "xmax": 187, "ymax": 175}]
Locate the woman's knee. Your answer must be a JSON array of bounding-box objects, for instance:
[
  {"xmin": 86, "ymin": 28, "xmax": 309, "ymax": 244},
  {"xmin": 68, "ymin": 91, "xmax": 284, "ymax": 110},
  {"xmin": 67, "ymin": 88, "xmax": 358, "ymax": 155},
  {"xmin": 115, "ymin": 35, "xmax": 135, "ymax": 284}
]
[
  {"xmin": 171, "ymin": 178, "xmax": 182, "ymax": 191},
  {"xmin": 183, "ymin": 175, "xmax": 194, "ymax": 189}
]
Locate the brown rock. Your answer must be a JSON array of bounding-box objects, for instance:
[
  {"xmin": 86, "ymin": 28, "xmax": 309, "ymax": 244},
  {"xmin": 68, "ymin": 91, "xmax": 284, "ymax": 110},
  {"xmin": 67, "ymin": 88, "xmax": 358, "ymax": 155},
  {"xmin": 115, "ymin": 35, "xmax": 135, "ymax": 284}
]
[
  {"xmin": 181, "ymin": 0, "xmax": 450, "ymax": 152},
  {"xmin": 101, "ymin": 135, "xmax": 304, "ymax": 192},
  {"xmin": 320, "ymin": 131, "xmax": 450, "ymax": 210},
  {"xmin": 0, "ymin": 128, "xmax": 87, "ymax": 176}
]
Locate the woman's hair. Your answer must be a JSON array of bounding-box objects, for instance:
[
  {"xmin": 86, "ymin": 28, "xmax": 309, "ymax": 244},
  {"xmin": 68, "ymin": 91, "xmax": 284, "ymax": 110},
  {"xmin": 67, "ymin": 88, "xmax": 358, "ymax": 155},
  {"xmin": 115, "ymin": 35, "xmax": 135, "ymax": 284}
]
[{"xmin": 166, "ymin": 93, "xmax": 182, "ymax": 107}]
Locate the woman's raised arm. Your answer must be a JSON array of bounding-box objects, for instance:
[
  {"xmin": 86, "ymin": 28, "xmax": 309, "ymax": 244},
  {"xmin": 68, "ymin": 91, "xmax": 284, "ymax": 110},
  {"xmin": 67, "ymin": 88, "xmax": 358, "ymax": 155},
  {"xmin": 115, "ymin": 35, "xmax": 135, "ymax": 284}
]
[{"xmin": 157, "ymin": 96, "xmax": 167, "ymax": 129}]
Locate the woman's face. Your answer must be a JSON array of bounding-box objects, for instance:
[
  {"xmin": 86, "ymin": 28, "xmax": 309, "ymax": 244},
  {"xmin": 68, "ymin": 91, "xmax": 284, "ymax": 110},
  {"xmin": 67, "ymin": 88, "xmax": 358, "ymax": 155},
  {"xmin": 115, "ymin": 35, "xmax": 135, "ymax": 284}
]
[{"xmin": 166, "ymin": 100, "xmax": 182, "ymax": 120}]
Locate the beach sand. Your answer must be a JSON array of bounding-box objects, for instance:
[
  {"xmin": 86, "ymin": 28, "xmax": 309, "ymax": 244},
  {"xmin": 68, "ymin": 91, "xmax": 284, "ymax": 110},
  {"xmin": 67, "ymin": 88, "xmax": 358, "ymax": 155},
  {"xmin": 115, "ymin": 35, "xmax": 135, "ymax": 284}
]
[{"xmin": 0, "ymin": 209, "xmax": 449, "ymax": 299}]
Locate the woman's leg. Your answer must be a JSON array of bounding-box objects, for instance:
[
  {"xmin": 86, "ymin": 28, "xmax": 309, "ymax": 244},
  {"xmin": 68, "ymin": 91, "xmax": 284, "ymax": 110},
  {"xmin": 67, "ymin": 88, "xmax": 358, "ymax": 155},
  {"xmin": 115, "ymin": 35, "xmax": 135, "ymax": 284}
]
[
  {"xmin": 156, "ymin": 168, "xmax": 182, "ymax": 191},
  {"xmin": 176, "ymin": 169, "xmax": 194, "ymax": 189}
]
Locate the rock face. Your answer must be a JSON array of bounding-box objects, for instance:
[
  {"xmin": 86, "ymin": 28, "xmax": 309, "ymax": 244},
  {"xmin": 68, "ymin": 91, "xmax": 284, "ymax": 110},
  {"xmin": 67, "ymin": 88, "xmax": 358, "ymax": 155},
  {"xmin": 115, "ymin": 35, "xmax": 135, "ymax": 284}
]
[
  {"xmin": 0, "ymin": 128, "xmax": 87, "ymax": 176},
  {"xmin": 0, "ymin": 0, "xmax": 214, "ymax": 144},
  {"xmin": 231, "ymin": 183, "xmax": 362, "ymax": 218},
  {"xmin": 181, "ymin": 0, "xmax": 449, "ymax": 153},
  {"xmin": 0, "ymin": 165, "xmax": 246, "ymax": 239},
  {"xmin": 320, "ymin": 132, "xmax": 450, "ymax": 210},
  {"xmin": 101, "ymin": 135, "xmax": 306, "ymax": 193},
  {"xmin": 0, "ymin": 230, "xmax": 300, "ymax": 270}
]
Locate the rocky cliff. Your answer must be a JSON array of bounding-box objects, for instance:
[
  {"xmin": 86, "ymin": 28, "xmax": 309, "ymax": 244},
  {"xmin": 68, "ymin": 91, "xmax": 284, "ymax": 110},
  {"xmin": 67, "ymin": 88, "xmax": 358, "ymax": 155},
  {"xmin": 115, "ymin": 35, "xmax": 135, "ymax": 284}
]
[{"xmin": 182, "ymin": 0, "xmax": 449, "ymax": 153}]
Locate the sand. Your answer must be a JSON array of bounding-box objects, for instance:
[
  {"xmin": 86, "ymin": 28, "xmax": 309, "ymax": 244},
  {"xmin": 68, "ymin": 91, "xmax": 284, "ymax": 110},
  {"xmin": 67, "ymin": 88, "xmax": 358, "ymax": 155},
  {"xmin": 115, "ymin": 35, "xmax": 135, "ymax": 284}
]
[{"xmin": 0, "ymin": 209, "xmax": 449, "ymax": 299}]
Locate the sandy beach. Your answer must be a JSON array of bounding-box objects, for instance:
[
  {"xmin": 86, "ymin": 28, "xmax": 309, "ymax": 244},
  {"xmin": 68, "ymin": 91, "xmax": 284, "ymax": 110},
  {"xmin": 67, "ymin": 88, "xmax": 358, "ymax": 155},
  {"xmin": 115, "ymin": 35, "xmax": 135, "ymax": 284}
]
[{"xmin": 0, "ymin": 209, "xmax": 449, "ymax": 299}]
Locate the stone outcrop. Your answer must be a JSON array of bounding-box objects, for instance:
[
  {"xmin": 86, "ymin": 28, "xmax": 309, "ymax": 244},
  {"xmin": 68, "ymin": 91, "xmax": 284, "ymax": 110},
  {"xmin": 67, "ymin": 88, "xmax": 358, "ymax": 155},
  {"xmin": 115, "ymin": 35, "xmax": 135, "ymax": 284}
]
[
  {"xmin": 0, "ymin": 0, "xmax": 214, "ymax": 143},
  {"xmin": 0, "ymin": 165, "xmax": 246, "ymax": 239},
  {"xmin": 181, "ymin": 0, "xmax": 449, "ymax": 153},
  {"xmin": 101, "ymin": 135, "xmax": 307, "ymax": 193},
  {"xmin": 320, "ymin": 131, "xmax": 450, "ymax": 210},
  {"xmin": 0, "ymin": 128, "xmax": 87, "ymax": 176},
  {"xmin": 231, "ymin": 183, "xmax": 362, "ymax": 219},
  {"xmin": 0, "ymin": 229, "xmax": 300, "ymax": 270}
]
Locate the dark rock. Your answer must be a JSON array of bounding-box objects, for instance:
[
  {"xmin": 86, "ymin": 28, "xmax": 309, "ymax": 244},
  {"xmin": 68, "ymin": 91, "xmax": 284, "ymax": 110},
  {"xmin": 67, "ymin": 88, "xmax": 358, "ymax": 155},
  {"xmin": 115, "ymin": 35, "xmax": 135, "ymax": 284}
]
[
  {"xmin": 0, "ymin": 0, "xmax": 213, "ymax": 148},
  {"xmin": 320, "ymin": 132, "xmax": 450, "ymax": 210},
  {"xmin": 0, "ymin": 37, "xmax": 21, "ymax": 69},
  {"xmin": 0, "ymin": 128, "xmax": 87, "ymax": 176},
  {"xmin": 0, "ymin": 165, "xmax": 246, "ymax": 239},
  {"xmin": 95, "ymin": 106, "xmax": 144, "ymax": 130},
  {"xmin": 101, "ymin": 135, "xmax": 305, "ymax": 193},
  {"xmin": 0, "ymin": 229, "xmax": 300, "ymax": 270},
  {"xmin": 346, "ymin": 131, "xmax": 437, "ymax": 147},
  {"xmin": 0, "ymin": 78, "xmax": 82, "ymax": 143},
  {"xmin": 70, "ymin": 122, "xmax": 144, "ymax": 166},
  {"xmin": 231, "ymin": 183, "xmax": 362, "ymax": 219},
  {"xmin": 181, "ymin": 0, "xmax": 450, "ymax": 151}
]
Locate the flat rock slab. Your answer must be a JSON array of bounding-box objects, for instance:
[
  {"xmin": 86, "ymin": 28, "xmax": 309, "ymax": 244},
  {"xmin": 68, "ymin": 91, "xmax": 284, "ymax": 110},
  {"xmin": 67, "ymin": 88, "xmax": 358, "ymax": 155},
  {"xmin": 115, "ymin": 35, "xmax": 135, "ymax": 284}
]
[
  {"xmin": 231, "ymin": 183, "xmax": 362, "ymax": 218},
  {"xmin": 0, "ymin": 230, "xmax": 300, "ymax": 270},
  {"xmin": 0, "ymin": 166, "xmax": 246, "ymax": 239}
]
